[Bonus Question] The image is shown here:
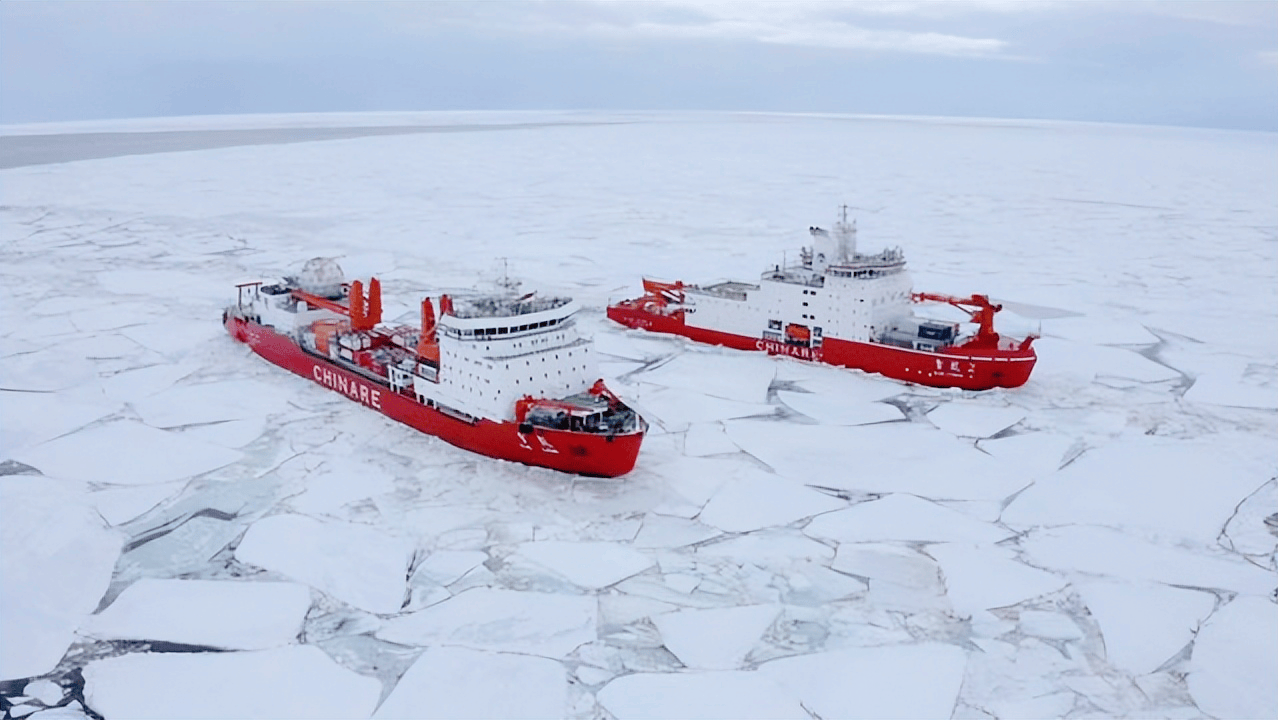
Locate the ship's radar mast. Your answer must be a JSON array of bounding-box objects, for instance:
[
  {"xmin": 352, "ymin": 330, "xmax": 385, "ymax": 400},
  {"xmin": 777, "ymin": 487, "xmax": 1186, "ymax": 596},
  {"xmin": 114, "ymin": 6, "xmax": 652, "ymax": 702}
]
[{"xmin": 834, "ymin": 204, "xmax": 857, "ymax": 260}]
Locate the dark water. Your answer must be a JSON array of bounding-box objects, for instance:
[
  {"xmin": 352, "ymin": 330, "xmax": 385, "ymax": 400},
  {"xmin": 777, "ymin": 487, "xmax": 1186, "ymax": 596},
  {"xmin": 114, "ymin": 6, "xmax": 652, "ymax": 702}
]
[{"xmin": 0, "ymin": 121, "xmax": 617, "ymax": 169}]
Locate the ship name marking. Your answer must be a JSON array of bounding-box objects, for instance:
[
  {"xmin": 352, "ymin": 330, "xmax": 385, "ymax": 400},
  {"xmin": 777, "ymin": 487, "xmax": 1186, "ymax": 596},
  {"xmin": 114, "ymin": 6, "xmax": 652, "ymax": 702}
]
[{"xmin": 313, "ymin": 365, "xmax": 382, "ymax": 410}]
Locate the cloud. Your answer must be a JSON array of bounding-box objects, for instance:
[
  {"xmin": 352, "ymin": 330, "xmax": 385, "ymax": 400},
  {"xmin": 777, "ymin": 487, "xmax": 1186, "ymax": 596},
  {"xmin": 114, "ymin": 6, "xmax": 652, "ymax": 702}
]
[{"xmin": 419, "ymin": 1, "xmax": 1014, "ymax": 57}]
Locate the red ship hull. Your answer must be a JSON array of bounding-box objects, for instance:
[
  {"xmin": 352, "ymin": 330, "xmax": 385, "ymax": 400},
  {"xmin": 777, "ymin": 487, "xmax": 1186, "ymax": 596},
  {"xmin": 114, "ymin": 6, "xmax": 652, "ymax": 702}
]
[
  {"xmin": 606, "ymin": 304, "xmax": 1035, "ymax": 391},
  {"xmin": 226, "ymin": 316, "xmax": 643, "ymax": 477}
]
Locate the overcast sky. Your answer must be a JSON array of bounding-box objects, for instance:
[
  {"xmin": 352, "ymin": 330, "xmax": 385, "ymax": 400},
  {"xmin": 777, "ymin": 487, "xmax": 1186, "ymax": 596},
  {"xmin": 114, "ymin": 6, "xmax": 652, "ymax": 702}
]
[{"xmin": 3, "ymin": 1, "xmax": 1275, "ymax": 131}]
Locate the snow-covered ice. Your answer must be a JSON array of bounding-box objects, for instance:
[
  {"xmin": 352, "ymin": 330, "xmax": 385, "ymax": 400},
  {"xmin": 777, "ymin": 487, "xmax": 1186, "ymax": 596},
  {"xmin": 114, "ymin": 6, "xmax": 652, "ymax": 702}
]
[
  {"xmin": 376, "ymin": 588, "xmax": 597, "ymax": 657},
  {"xmin": 81, "ymin": 579, "xmax": 312, "ymax": 649},
  {"xmin": 82, "ymin": 645, "xmax": 381, "ymax": 719},
  {"xmin": 3, "ymin": 110, "xmax": 1275, "ymax": 718},
  {"xmin": 234, "ymin": 514, "xmax": 413, "ymax": 615},
  {"xmin": 1, "ymin": 476, "xmax": 122, "ymax": 681},
  {"xmin": 374, "ymin": 646, "xmax": 568, "ymax": 719}
]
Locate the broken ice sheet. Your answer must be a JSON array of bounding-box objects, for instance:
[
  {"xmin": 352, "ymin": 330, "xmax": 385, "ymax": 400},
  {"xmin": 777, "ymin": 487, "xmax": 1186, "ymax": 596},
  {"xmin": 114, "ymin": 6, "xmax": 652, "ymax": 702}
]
[
  {"xmin": 597, "ymin": 670, "xmax": 806, "ymax": 720},
  {"xmin": 88, "ymin": 482, "xmax": 184, "ymax": 526},
  {"xmin": 926, "ymin": 401, "xmax": 1025, "ymax": 438},
  {"xmin": 697, "ymin": 471, "xmax": 845, "ymax": 533},
  {"xmin": 925, "ymin": 543, "xmax": 1068, "ymax": 617},
  {"xmin": 727, "ymin": 421, "xmax": 1028, "ymax": 501},
  {"xmin": 235, "ymin": 514, "xmax": 414, "ymax": 615},
  {"xmin": 629, "ymin": 384, "xmax": 774, "ymax": 432},
  {"xmin": 376, "ymin": 587, "xmax": 596, "ymax": 658},
  {"xmin": 758, "ymin": 643, "xmax": 967, "ymax": 720},
  {"xmin": 513, "ymin": 540, "xmax": 654, "ymax": 589},
  {"xmin": 374, "ymin": 646, "xmax": 568, "ymax": 719},
  {"xmin": 1186, "ymin": 596, "xmax": 1278, "ymax": 720},
  {"xmin": 131, "ymin": 378, "xmax": 293, "ymax": 428},
  {"xmin": 0, "ymin": 390, "xmax": 119, "ymax": 459},
  {"xmin": 634, "ymin": 350, "xmax": 776, "ymax": 404},
  {"xmin": 1, "ymin": 475, "xmax": 122, "ymax": 681},
  {"xmin": 1020, "ymin": 525, "xmax": 1275, "ymax": 596},
  {"xmin": 288, "ymin": 456, "xmax": 396, "ymax": 516},
  {"xmin": 682, "ymin": 422, "xmax": 740, "ymax": 457},
  {"xmin": 82, "ymin": 645, "xmax": 381, "ymax": 719},
  {"xmin": 1031, "ymin": 337, "xmax": 1181, "ymax": 384},
  {"xmin": 1074, "ymin": 579, "xmax": 1215, "ymax": 676},
  {"xmin": 81, "ymin": 579, "xmax": 312, "ymax": 650},
  {"xmin": 652, "ymin": 605, "xmax": 780, "ymax": 669},
  {"xmin": 805, "ymin": 493, "xmax": 1013, "ymax": 545},
  {"xmin": 1002, "ymin": 432, "xmax": 1278, "ymax": 545},
  {"xmin": 13, "ymin": 420, "xmax": 242, "ymax": 485},
  {"xmin": 775, "ymin": 390, "xmax": 902, "ymax": 426},
  {"xmin": 1040, "ymin": 316, "xmax": 1160, "ymax": 345}
]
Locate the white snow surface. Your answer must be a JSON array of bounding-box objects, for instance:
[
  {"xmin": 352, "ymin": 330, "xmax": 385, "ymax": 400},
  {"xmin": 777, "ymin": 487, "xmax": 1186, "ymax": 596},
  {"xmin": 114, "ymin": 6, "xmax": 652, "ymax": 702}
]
[
  {"xmin": 3, "ymin": 111, "xmax": 1276, "ymax": 718},
  {"xmin": 374, "ymin": 646, "xmax": 568, "ymax": 719},
  {"xmin": 81, "ymin": 579, "xmax": 312, "ymax": 649},
  {"xmin": 81, "ymin": 646, "xmax": 381, "ymax": 719},
  {"xmin": 234, "ymin": 514, "xmax": 413, "ymax": 615}
]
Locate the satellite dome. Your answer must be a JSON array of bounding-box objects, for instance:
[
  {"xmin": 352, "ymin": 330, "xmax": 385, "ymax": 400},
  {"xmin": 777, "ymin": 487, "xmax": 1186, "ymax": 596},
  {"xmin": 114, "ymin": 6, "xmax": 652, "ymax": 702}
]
[{"xmin": 298, "ymin": 257, "xmax": 345, "ymax": 299}]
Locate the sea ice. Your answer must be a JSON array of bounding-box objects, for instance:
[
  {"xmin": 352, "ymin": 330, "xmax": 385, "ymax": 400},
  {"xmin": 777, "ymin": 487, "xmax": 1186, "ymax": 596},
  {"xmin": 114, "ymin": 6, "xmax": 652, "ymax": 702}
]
[
  {"xmin": 628, "ymin": 385, "xmax": 773, "ymax": 432},
  {"xmin": 633, "ymin": 514, "xmax": 721, "ymax": 549},
  {"xmin": 23, "ymin": 679, "xmax": 64, "ymax": 706},
  {"xmin": 682, "ymin": 422, "xmax": 741, "ymax": 457},
  {"xmin": 13, "ymin": 420, "xmax": 242, "ymax": 485},
  {"xmin": 374, "ymin": 646, "xmax": 568, "ymax": 719},
  {"xmin": 235, "ymin": 514, "xmax": 414, "ymax": 615},
  {"xmin": 597, "ymin": 670, "xmax": 805, "ymax": 720},
  {"xmin": 0, "ymin": 391, "xmax": 118, "ymax": 459},
  {"xmin": 758, "ymin": 643, "xmax": 968, "ymax": 720},
  {"xmin": 81, "ymin": 645, "xmax": 381, "ymax": 719},
  {"xmin": 1020, "ymin": 525, "xmax": 1275, "ymax": 596},
  {"xmin": 288, "ymin": 456, "xmax": 396, "ymax": 516},
  {"xmin": 81, "ymin": 579, "xmax": 312, "ymax": 650},
  {"xmin": 513, "ymin": 540, "xmax": 653, "ymax": 589},
  {"xmin": 652, "ymin": 605, "xmax": 780, "ymax": 669},
  {"xmin": 376, "ymin": 587, "xmax": 597, "ymax": 658},
  {"xmin": 1, "ymin": 476, "xmax": 122, "ymax": 681},
  {"xmin": 1182, "ymin": 363, "xmax": 1278, "ymax": 409},
  {"xmin": 926, "ymin": 401, "xmax": 1025, "ymax": 438},
  {"xmin": 975, "ymin": 431, "xmax": 1075, "ymax": 475},
  {"xmin": 1074, "ymin": 580, "xmax": 1215, "ymax": 675},
  {"xmin": 411, "ymin": 550, "xmax": 489, "ymax": 587},
  {"xmin": 636, "ymin": 351, "xmax": 775, "ymax": 404},
  {"xmin": 726, "ymin": 421, "xmax": 1028, "ymax": 501},
  {"xmin": 1002, "ymin": 432, "xmax": 1277, "ymax": 544},
  {"xmin": 1186, "ymin": 596, "xmax": 1278, "ymax": 720},
  {"xmin": 774, "ymin": 390, "xmax": 902, "ymax": 426},
  {"xmin": 804, "ymin": 493, "xmax": 1013, "ymax": 545},
  {"xmin": 88, "ymin": 482, "xmax": 183, "ymax": 526},
  {"xmin": 96, "ymin": 363, "xmax": 197, "ymax": 403},
  {"xmin": 1040, "ymin": 316, "xmax": 1160, "ymax": 345},
  {"xmin": 1031, "ymin": 337, "xmax": 1181, "ymax": 384},
  {"xmin": 131, "ymin": 379, "xmax": 292, "ymax": 429},
  {"xmin": 830, "ymin": 543, "xmax": 944, "ymax": 590},
  {"xmin": 926, "ymin": 543, "xmax": 1068, "ymax": 617},
  {"xmin": 696, "ymin": 471, "xmax": 845, "ymax": 533}
]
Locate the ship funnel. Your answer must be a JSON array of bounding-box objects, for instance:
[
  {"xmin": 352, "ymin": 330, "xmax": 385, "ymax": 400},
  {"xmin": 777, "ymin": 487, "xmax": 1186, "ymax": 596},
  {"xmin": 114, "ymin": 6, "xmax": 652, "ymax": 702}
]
[
  {"xmin": 367, "ymin": 277, "xmax": 383, "ymax": 326},
  {"xmin": 439, "ymin": 294, "xmax": 454, "ymax": 317},
  {"xmin": 416, "ymin": 297, "xmax": 439, "ymax": 361}
]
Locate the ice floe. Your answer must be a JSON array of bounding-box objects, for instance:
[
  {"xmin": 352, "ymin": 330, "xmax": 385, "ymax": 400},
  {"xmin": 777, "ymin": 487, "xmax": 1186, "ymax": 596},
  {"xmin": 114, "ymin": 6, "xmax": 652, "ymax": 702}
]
[
  {"xmin": 82, "ymin": 579, "xmax": 312, "ymax": 650},
  {"xmin": 235, "ymin": 514, "xmax": 414, "ymax": 615},
  {"xmin": 652, "ymin": 605, "xmax": 780, "ymax": 669},
  {"xmin": 636, "ymin": 351, "xmax": 775, "ymax": 404},
  {"xmin": 1003, "ymin": 432, "xmax": 1278, "ymax": 544},
  {"xmin": 1074, "ymin": 579, "xmax": 1215, "ymax": 675},
  {"xmin": 926, "ymin": 401, "xmax": 1026, "ymax": 438},
  {"xmin": 805, "ymin": 493, "xmax": 1013, "ymax": 545},
  {"xmin": 681, "ymin": 422, "xmax": 741, "ymax": 457},
  {"xmin": 758, "ymin": 643, "xmax": 967, "ymax": 720},
  {"xmin": 514, "ymin": 540, "xmax": 653, "ymax": 589},
  {"xmin": 1187, "ymin": 596, "xmax": 1278, "ymax": 720},
  {"xmin": 774, "ymin": 390, "xmax": 902, "ymax": 426},
  {"xmin": 697, "ymin": 470, "xmax": 845, "ymax": 533},
  {"xmin": 1020, "ymin": 525, "xmax": 1275, "ymax": 596},
  {"xmin": 0, "ymin": 391, "xmax": 118, "ymax": 459},
  {"xmin": 375, "ymin": 646, "xmax": 568, "ymax": 719},
  {"xmin": 81, "ymin": 645, "xmax": 381, "ymax": 719},
  {"xmin": 926, "ymin": 543, "xmax": 1068, "ymax": 616},
  {"xmin": 377, "ymin": 587, "xmax": 596, "ymax": 657},
  {"xmin": 726, "ymin": 421, "xmax": 1029, "ymax": 501},
  {"xmin": 1, "ymin": 476, "xmax": 122, "ymax": 681},
  {"xmin": 13, "ymin": 420, "xmax": 242, "ymax": 485},
  {"xmin": 597, "ymin": 670, "xmax": 805, "ymax": 720}
]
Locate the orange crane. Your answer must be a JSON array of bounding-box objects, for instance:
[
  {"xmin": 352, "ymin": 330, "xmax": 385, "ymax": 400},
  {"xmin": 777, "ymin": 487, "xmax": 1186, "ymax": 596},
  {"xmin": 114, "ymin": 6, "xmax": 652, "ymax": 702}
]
[{"xmin": 911, "ymin": 292, "xmax": 1002, "ymax": 343}]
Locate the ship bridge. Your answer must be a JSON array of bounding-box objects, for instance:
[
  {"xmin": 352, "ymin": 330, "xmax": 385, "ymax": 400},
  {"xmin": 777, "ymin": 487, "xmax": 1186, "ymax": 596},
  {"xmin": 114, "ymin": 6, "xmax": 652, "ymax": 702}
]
[{"xmin": 440, "ymin": 297, "xmax": 578, "ymax": 340}]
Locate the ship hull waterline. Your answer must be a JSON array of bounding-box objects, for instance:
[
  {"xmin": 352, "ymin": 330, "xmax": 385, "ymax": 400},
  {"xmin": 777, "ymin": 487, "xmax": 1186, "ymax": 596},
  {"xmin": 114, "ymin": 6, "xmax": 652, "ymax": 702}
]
[
  {"xmin": 606, "ymin": 304, "xmax": 1035, "ymax": 391},
  {"xmin": 226, "ymin": 316, "xmax": 644, "ymax": 478}
]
